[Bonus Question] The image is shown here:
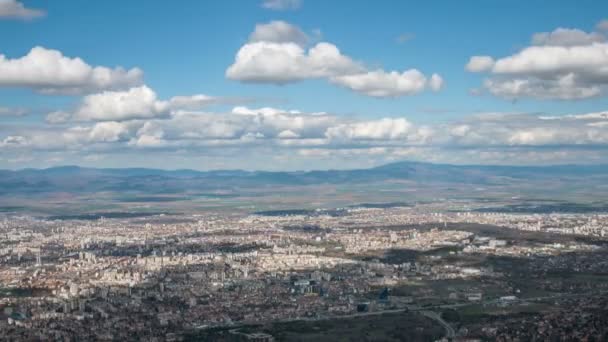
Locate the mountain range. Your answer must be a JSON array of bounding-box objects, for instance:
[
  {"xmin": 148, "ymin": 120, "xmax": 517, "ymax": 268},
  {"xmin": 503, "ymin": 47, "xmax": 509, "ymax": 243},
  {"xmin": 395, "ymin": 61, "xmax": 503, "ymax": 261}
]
[{"xmin": 1, "ymin": 161, "xmax": 606, "ymax": 195}]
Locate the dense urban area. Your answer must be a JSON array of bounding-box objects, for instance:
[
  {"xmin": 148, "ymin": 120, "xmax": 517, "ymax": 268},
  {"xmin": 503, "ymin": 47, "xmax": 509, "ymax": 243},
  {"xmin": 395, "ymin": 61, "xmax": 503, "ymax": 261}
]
[
  {"xmin": 4, "ymin": 0, "xmax": 608, "ymax": 340},
  {"xmin": 1, "ymin": 202, "xmax": 608, "ymax": 341}
]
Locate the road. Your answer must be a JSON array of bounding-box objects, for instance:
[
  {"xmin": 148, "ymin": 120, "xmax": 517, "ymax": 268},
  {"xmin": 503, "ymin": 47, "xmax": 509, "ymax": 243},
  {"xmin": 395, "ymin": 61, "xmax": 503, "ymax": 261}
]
[
  {"xmin": 420, "ymin": 310, "xmax": 455, "ymax": 339},
  {"xmin": 197, "ymin": 290, "xmax": 608, "ymax": 340}
]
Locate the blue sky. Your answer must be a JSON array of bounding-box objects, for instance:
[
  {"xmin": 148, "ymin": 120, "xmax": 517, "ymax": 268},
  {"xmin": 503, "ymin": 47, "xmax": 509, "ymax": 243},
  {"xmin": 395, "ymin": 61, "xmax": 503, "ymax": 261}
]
[{"xmin": 1, "ymin": 0, "xmax": 608, "ymax": 170}]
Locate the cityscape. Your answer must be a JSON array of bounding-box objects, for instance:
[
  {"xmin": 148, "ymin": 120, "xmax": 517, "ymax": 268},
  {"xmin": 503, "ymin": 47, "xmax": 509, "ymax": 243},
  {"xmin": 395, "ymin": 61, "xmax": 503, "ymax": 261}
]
[
  {"xmin": 3, "ymin": 0, "xmax": 608, "ymax": 341},
  {"xmin": 1, "ymin": 198, "xmax": 608, "ymax": 340}
]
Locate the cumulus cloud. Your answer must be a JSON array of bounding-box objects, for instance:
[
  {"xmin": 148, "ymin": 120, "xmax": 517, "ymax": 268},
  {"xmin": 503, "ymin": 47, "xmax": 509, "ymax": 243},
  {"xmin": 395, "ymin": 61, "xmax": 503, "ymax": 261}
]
[
  {"xmin": 450, "ymin": 124, "xmax": 470, "ymax": 137},
  {"xmin": 490, "ymin": 44, "xmax": 608, "ymax": 76},
  {"xmin": 429, "ymin": 74, "xmax": 444, "ymax": 91},
  {"xmin": 232, "ymin": 106, "xmax": 302, "ymax": 116},
  {"xmin": 42, "ymin": 105, "xmax": 332, "ymax": 149},
  {"xmin": 446, "ymin": 112, "xmax": 608, "ymax": 146},
  {"xmin": 0, "ymin": 46, "xmax": 143, "ymax": 94},
  {"xmin": 331, "ymin": 70, "xmax": 440, "ymax": 97},
  {"xmin": 89, "ymin": 121, "xmax": 131, "ymax": 143},
  {"xmin": 325, "ymin": 118, "xmax": 414, "ymax": 140},
  {"xmin": 164, "ymin": 106, "xmax": 334, "ymax": 141},
  {"xmin": 168, "ymin": 94, "xmax": 218, "ymax": 110},
  {"xmin": 226, "ymin": 41, "xmax": 363, "ymax": 83},
  {"xmin": 249, "ymin": 21, "xmax": 309, "ymax": 47},
  {"xmin": 466, "ymin": 23, "xmax": 608, "ymax": 100},
  {"xmin": 4, "ymin": 106, "xmax": 608, "ymax": 166},
  {"xmin": 229, "ymin": 106, "xmax": 336, "ymax": 138},
  {"xmin": 261, "ymin": 0, "xmax": 301, "ymax": 11},
  {"xmin": 532, "ymin": 28, "xmax": 604, "ymax": 46},
  {"xmin": 12, "ymin": 106, "xmax": 431, "ymax": 153},
  {"xmin": 482, "ymin": 75, "xmax": 601, "ymax": 100},
  {"xmin": 227, "ymin": 21, "xmax": 443, "ymax": 97},
  {"xmin": 51, "ymin": 86, "xmax": 224, "ymax": 122},
  {"xmin": 27, "ymin": 107, "xmax": 608, "ymax": 152},
  {"xmin": 129, "ymin": 134, "xmax": 166, "ymax": 148},
  {"xmin": 277, "ymin": 129, "xmax": 300, "ymax": 139},
  {"xmin": 72, "ymin": 86, "xmax": 169, "ymax": 121},
  {"xmin": 465, "ymin": 56, "xmax": 494, "ymax": 72},
  {"xmin": 0, "ymin": 0, "xmax": 45, "ymax": 20}
]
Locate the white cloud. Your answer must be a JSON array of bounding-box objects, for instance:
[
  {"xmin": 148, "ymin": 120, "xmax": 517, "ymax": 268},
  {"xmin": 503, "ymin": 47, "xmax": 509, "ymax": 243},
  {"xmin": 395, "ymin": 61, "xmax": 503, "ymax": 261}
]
[
  {"xmin": 151, "ymin": 114, "xmax": 245, "ymax": 141},
  {"xmin": 325, "ymin": 118, "xmax": 413, "ymax": 140},
  {"xmin": 25, "ymin": 105, "xmax": 338, "ymax": 151},
  {"xmin": 331, "ymin": 69, "xmax": 435, "ymax": 97},
  {"xmin": 229, "ymin": 106, "xmax": 336, "ymax": 138},
  {"xmin": 587, "ymin": 121, "xmax": 608, "ymax": 128},
  {"xmin": 72, "ymin": 86, "xmax": 169, "ymax": 121},
  {"xmin": 0, "ymin": 135, "xmax": 27, "ymax": 147},
  {"xmin": 429, "ymin": 73, "xmax": 444, "ymax": 91},
  {"xmin": 226, "ymin": 41, "xmax": 363, "ymax": 83},
  {"xmin": 232, "ymin": 106, "xmax": 300, "ymax": 116},
  {"xmin": 507, "ymin": 129, "xmax": 560, "ymax": 145},
  {"xmin": 24, "ymin": 106, "xmax": 596, "ymax": 152},
  {"xmin": 532, "ymin": 28, "xmax": 604, "ymax": 46},
  {"xmin": 0, "ymin": 46, "xmax": 143, "ymax": 94},
  {"xmin": 491, "ymin": 44, "xmax": 608, "ymax": 76},
  {"xmin": 163, "ymin": 106, "xmax": 335, "ymax": 141},
  {"xmin": 5, "ymin": 105, "xmax": 608, "ymax": 166},
  {"xmin": 447, "ymin": 112, "xmax": 608, "ymax": 146},
  {"xmin": 563, "ymin": 111, "xmax": 608, "ymax": 120},
  {"xmin": 297, "ymin": 147, "xmax": 390, "ymax": 157},
  {"xmin": 249, "ymin": 20, "xmax": 309, "ymax": 47},
  {"xmin": 168, "ymin": 94, "xmax": 218, "ymax": 110},
  {"xmin": 483, "ymin": 75, "xmax": 601, "ymax": 100},
  {"xmin": 261, "ymin": 0, "xmax": 301, "ymax": 11},
  {"xmin": 465, "ymin": 56, "xmax": 494, "ymax": 72},
  {"xmin": 55, "ymin": 86, "xmax": 222, "ymax": 122},
  {"xmin": 0, "ymin": 0, "xmax": 45, "ymax": 20},
  {"xmin": 28, "ymin": 108, "xmax": 608, "ymax": 153},
  {"xmin": 129, "ymin": 134, "xmax": 166, "ymax": 148},
  {"xmin": 450, "ymin": 124, "xmax": 471, "ymax": 137},
  {"xmin": 227, "ymin": 21, "xmax": 443, "ymax": 98},
  {"xmin": 89, "ymin": 121, "xmax": 130, "ymax": 143},
  {"xmin": 466, "ymin": 25, "xmax": 608, "ymax": 100},
  {"xmin": 540, "ymin": 110, "xmax": 608, "ymax": 124},
  {"xmin": 277, "ymin": 129, "xmax": 300, "ymax": 139}
]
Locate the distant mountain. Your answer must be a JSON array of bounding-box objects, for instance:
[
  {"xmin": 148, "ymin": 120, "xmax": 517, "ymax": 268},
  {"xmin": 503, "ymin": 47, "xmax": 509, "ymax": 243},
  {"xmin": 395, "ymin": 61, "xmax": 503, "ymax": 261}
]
[{"xmin": 0, "ymin": 161, "xmax": 606, "ymax": 195}]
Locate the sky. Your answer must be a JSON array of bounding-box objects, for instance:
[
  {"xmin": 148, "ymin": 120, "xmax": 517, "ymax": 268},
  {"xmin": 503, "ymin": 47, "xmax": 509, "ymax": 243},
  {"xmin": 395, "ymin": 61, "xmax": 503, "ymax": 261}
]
[{"xmin": 1, "ymin": 0, "xmax": 608, "ymax": 170}]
